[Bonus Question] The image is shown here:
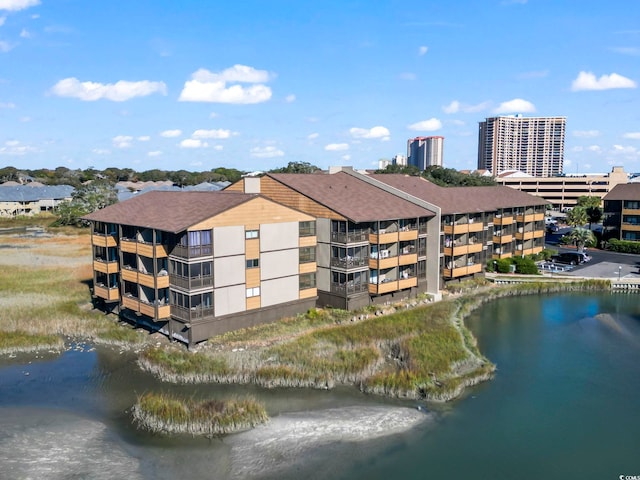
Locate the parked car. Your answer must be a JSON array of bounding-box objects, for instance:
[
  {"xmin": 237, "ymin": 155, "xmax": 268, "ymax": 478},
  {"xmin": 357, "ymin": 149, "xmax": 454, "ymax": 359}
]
[
  {"xmin": 552, "ymin": 252, "xmax": 590, "ymax": 265},
  {"xmin": 546, "ymin": 224, "xmax": 559, "ymax": 233}
]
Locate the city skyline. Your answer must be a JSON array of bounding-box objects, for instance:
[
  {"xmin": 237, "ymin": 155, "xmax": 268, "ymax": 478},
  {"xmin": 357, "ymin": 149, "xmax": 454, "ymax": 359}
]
[{"xmin": 0, "ymin": 0, "xmax": 639, "ymax": 174}]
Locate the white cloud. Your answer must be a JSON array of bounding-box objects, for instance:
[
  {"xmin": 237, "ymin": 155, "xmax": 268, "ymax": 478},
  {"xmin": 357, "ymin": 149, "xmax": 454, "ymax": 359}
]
[
  {"xmin": 250, "ymin": 146, "xmax": 284, "ymax": 158},
  {"xmin": 623, "ymin": 132, "xmax": 640, "ymax": 139},
  {"xmin": 399, "ymin": 72, "xmax": 417, "ymax": 81},
  {"xmin": 442, "ymin": 100, "xmax": 490, "ymax": 114},
  {"xmin": 0, "ymin": 40, "xmax": 14, "ymax": 52},
  {"xmin": 191, "ymin": 128, "xmax": 233, "ymax": 139},
  {"xmin": 418, "ymin": 46, "xmax": 428, "ymax": 56},
  {"xmin": 285, "ymin": 94, "xmax": 296, "ymax": 103},
  {"xmin": 178, "ymin": 65, "xmax": 273, "ymax": 104},
  {"xmin": 307, "ymin": 132, "xmax": 319, "ymax": 140},
  {"xmin": 137, "ymin": 135, "xmax": 150, "ymax": 141},
  {"xmin": 407, "ymin": 118, "xmax": 442, "ymax": 131},
  {"xmin": 51, "ymin": 77, "xmax": 167, "ymax": 101},
  {"xmin": 349, "ymin": 126, "xmax": 390, "ymax": 140},
  {"xmin": 588, "ymin": 145, "xmax": 602, "ymax": 152},
  {"xmin": 147, "ymin": 150, "xmax": 162, "ymax": 157},
  {"xmin": 19, "ymin": 28, "xmax": 30, "ymax": 38},
  {"xmin": 612, "ymin": 144, "xmax": 637, "ymax": 155},
  {"xmin": 160, "ymin": 129, "xmax": 182, "ymax": 138},
  {"xmin": 180, "ymin": 138, "xmax": 208, "ymax": 148},
  {"xmin": 0, "ymin": 140, "xmax": 36, "ymax": 155},
  {"xmin": 112, "ymin": 135, "xmax": 133, "ymax": 148},
  {"xmin": 342, "ymin": 154, "xmax": 351, "ymax": 161},
  {"xmin": 493, "ymin": 98, "xmax": 536, "ymax": 113},
  {"xmin": 573, "ymin": 130, "xmax": 600, "ymax": 138},
  {"xmin": 571, "ymin": 71, "xmax": 637, "ymax": 91},
  {"xmin": 0, "ymin": 0, "xmax": 40, "ymax": 11},
  {"xmin": 213, "ymin": 145, "xmax": 223, "ymax": 151},
  {"xmin": 325, "ymin": 143, "xmax": 349, "ymax": 151},
  {"xmin": 209, "ymin": 112, "xmax": 218, "ymax": 118},
  {"xmin": 92, "ymin": 148, "xmax": 111, "ymax": 155},
  {"xmin": 611, "ymin": 47, "xmax": 640, "ymax": 56}
]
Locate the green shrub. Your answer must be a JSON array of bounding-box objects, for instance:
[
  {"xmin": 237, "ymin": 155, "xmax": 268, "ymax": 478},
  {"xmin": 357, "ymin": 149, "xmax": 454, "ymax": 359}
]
[{"xmin": 608, "ymin": 238, "xmax": 640, "ymax": 254}]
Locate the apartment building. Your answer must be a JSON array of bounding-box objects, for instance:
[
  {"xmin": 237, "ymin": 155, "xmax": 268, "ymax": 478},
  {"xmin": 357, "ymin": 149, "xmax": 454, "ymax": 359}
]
[
  {"xmin": 496, "ymin": 166, "xmax": 629, "ymax": 210},
  {"xmin": 478, "ymin": 115, "xmax": 566, "ymax": 177},
  {"xmin": 407, "ymin": 136, "xmax": 444, "ymax": 170},
  {"xmin": 226, "ymin": 168, "xmax": 441, "ymax": 310},
  {"xmin": 368, "ymin": 174, "xmax": 548, "ymax": 281},
  {"xmin": 83, "ymin": 190, "xmax": 317, "ymax": 345},
  {"xmin": 603, "ymin": 183, "xmax": 640, "ymax": 242}
]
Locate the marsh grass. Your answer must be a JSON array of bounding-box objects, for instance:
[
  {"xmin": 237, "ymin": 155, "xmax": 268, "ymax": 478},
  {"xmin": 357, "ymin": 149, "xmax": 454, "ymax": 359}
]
[
  {"xmin": 0, "ymin": 232, "xmax": 147, "ymax": 351},
  {"xmin": 132, "ymin": 392, "xmax": 268, "ymax": 436},
  {"xmin": 0, "ymin": 330, "xmax": 64, "ymax": 354}
]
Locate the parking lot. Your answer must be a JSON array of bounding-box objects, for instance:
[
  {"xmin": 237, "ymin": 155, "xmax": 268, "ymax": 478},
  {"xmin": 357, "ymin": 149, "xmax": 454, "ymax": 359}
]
[{"xmin": 545, "ymin": 226, "xmax": 640, "ymax": 280}]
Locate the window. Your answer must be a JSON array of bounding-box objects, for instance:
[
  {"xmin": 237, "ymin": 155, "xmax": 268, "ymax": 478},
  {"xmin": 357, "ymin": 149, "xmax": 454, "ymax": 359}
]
[
  {"xmin": 246, "ymin": 287, "xmax": 260, "ymax": 298},
  {"xmin": 299, "ymin": 221, "xmax": 316, "ymax": 237},
  {"xmin": 245, "ymin": 229, "xmax": 259, "ymax": 239},
  {"xmin": 300, "ymin": 272, "xmax": 316, "ymax": 290},
  {"xmin": 246, "ymin": 258, "xmax": 259, "ymax": 268},
  {"xmin": 299, "ymin": 246, "xmax": 316, "ymax": 263}
]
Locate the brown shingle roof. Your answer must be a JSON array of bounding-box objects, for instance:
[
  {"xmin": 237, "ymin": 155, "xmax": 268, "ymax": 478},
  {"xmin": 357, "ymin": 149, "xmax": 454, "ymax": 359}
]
[
  {"xmin": 82, "ymin": 190, "xmax": 257, "ymax": 233},
  {"xmin": 267, "ymin": 172, "xmax": 435, "ymax": 222},
  {"xmin": 603, "ymin": 183, "xmax": 640, "ymax": 201},
  {"xmin": 369, "ymin": 174, "xmax": 548, "ymax": 214}
]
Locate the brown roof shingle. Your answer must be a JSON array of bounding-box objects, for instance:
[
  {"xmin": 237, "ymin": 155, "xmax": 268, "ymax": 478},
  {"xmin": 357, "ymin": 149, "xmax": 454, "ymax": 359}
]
[
  {"xmin": 368, "ymin": 174, "xmax": 549, "ymax": 214},
  {"xmin": 603, "ymin": 183, "xmax": 640, "ymax": 201},
  {"xmin": 82, "ymin": 190, "xmax": 257, "ymax": 233},
  {"xmin": 268, "ymin": 172, "xmax": 435, "ymax": 222}
]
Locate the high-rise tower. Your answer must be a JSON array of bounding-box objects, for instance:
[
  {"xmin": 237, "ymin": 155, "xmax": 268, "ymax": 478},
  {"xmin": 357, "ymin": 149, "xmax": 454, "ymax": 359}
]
[
  {"xmin": 407, "ymin": 136, "xmax": 444, "ymax": 170},
  {"xmin": 478, "ymin": 115, "xmax": 565, "ymax": 177}
]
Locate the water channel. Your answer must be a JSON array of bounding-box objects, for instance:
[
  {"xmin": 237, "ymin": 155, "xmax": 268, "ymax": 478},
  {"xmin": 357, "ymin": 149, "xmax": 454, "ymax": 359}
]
[{"xmin": 1, "ymin": 292, "xmax": 638, "ymax": 479}]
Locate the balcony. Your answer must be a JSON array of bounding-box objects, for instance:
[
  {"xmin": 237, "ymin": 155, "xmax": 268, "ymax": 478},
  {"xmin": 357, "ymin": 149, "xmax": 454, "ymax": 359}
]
[
  {"xmin": 398, "ymin": 253, "xmax": 418, "ymax": 266},
  {"xmin": 369, "ymin": 254, "xmax": 398, "ymax": 270},
  {"xmin": 493, "ymin": 234, "xmax": 513, "ymax": 244},
  {"xmin": 331, "ymin": 230, "xmax": 369, "ymax": 244},
  {"xmin": 169, "ymin": 275, "xmax": 214, "ymax": 291},
  {"xmin": 370, "ymin": 231, "xmax": 399, "ymax": 244},
  {"xmin": 171, "ymin": 305, "xmax": 215, "ymax": 323},
  {"xmin": 170, "ymin": 244, "xmax": 213, "ymax": 259},
  {"xmin": 92, "ymin": 234, "xmax": 117, "ymax": 248},
  {"xmin": 299, "ymin": 287, "xmax": 318, "ymax": 300},
  {"xmin": 493, "ymin": 215, "xmax": 514, "ymax": 225},
  {"xmin": 120, "ymin": 238, "xmax": 137, "ymax": 254},
  {"xmin": 369, "ymin": 280, "xmax": 399, "ymax": 295},
  {"xmin": 515, "ymin": 230, "xmax": 535, "ymax": 241},
  {"xmin": 468, "ymin": 222, "xmax": 484, "ymax": 233},
  {"xmin": 330, "ymin": 282, "xmax": 369, "ymax": 296},
  {"xmin": 93, "ymin": 259, "xmax": 119, "ymax": 274},
  {"xmin": 94, "ymin": 284, "xmax": 119, "ymax": 302},
  {"xmin": 330, "ymin": 256, "xmax": 368, "ymax": 269},
  {"xmin": 398, "ymin": 229, "xmax": 418, "ymax": 241},
  {"xmin": 443, "ymin": 263, "xmax": 482, "ymax": 278},
  {"xmin": 398, "ymin": 276, "xmax": 418, "ymax": 290},
  {"xmin": 443, "ymin": 223, "xmax": 468, "ymax": 235},
  {"xmin": 622, "ymin": 223, "xmax": 640, "ymax": 232}
]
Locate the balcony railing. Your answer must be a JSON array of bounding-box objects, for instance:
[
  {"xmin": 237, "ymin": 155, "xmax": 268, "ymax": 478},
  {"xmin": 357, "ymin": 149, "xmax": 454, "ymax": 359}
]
[
  {"xmin": 171, "ymin": 244, "xmax": 213, "ymax": 259},
  {"xmin": 169, "ymin": 275, "xmax": 214, "ymax": 290},
  {"xmin": 331, "ymin": 230, "xmax": 369, "ymax": 244},
  {"xmin": 171, "ymin": 305, "xmax": 215, "ymax": 322},
  {"xmin": 330, "ymin": 257, "xmax": 368, "ymax": 269},
  {"xmin": 330, "ymin": 282, "xmax": 369, "ymax": 296}
]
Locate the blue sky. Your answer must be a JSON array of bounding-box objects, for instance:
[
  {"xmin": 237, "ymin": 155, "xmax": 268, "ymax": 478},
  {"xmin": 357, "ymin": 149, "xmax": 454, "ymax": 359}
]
[{"xmin": 0, "ymin": 0, "xmax": 639, "ymax": 174}]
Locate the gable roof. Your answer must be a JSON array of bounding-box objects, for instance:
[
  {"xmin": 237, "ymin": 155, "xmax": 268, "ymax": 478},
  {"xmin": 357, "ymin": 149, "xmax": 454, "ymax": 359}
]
[
  {"xmin": 267, "ymin": 172, "xmax": 436, "ymax": 222},
  {"xmin": 368, "ymin": 174, "xmax": 548, "ymax": 214},
  {"xmin": 603, "ymin": 183, "xmax": 640, "ymax": 201},
  {"xmin": 0, "ymin": 185, "xmax": 75, "ymax": 202},
  {"xmin": 82, "ymin": 190, "xmax": 258, "ymax": 233}
]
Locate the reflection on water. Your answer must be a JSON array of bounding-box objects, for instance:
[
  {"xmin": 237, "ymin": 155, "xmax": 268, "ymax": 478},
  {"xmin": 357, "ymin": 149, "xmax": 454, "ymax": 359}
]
[{"xmin": 1, "ymin": 292, "xmax": 639, "ymax": 479}]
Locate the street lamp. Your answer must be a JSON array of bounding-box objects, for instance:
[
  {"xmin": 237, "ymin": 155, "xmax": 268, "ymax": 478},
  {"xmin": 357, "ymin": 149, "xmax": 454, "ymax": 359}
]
[
  {"xmin": 493, "ymin": 261, "xmax": 497, "ymax": 273},
  {"xmin": 618, "ymin": 266, "xmax": 622, "ymax": 280}
]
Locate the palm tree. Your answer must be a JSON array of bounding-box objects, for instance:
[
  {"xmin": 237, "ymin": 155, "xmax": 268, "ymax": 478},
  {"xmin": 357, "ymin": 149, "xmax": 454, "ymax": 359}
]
[
  {"xmin": 565, "ymin": 227, "xmax": 596, "ymax": 253},
  {"xmin": 585, "ymin": 206, "xmax": 603, "ymax": 230},
  {"xmin": 566, "ymin": 206, "xmax": 588, "ymax": 227}
]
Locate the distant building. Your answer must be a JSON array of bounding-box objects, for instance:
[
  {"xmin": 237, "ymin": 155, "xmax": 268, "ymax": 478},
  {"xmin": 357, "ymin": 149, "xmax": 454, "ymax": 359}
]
[
  {"xmin": 0, "ymin": 184, "xmax": 74, "ymax": 217},
  {"xmin": 496, "ymin": 166, "xmax": 629, "ymax": 210},
  {"xmin": 478, "ymin": 115, "xmax": 566, "ymax": 177},
  {"xmin": 407, "ymin": 136, "xmax": 444, "ymax": 170},
  {"xmin": 603, "ymin": 183, "xmax": 640, "ymax": 242},
  {"xmin": 392, "ymin": 154, "xmax": 407, "ymax": 166}
]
